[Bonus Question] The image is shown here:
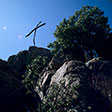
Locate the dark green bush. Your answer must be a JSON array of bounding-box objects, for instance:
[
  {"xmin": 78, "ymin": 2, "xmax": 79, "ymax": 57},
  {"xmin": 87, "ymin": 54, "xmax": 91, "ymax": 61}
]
[{"xmin": 22, "ymin": 56, "xmax": 50, "ymax": 93}]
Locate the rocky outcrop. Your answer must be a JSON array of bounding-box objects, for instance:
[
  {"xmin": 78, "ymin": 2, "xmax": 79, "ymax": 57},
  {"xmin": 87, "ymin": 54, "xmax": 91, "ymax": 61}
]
[
  {"xmin": 50, "ymin": 60, "xmax": 88, "ymax": 85},
  {"xmin": 1, "ymin": 45, "xmax": 112, "ymax": 112},
  {"xmin": 49, "ymin": 60, "xmax": 109, "ymax": 111},
  {"xmin": 35, "ymin": 55, "xmax": 64, "ymax": 98},
  {"xmin": 8, "ymin": 46, "xmax": 52, "ymax": 80},
  {"xmin": 86, "ymin": 57, "xmax": 112, "ymax": 111},
  {"xmin": 0, "ymin": 59, "xmax": 24, "ymax": 112},
  {"xmin": 35, "ymin": 59, "xmax": 109, "ymax": 111},
  {"xmin": 0, "ymin": 59, "xmax": 42, "ymax": 112}
]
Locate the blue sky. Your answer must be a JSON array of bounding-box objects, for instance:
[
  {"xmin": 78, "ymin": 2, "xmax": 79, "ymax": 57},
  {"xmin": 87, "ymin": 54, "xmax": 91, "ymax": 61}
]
[{"xmin": 0, "ymin": 0, "xmax": 112, "ymax": 60}]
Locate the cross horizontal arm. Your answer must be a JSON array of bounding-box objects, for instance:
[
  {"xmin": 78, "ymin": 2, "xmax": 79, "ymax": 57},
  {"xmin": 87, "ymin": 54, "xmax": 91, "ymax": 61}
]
[{"xmin": 25, "ymin": 23, "xmax": 46, "ymax": 37}]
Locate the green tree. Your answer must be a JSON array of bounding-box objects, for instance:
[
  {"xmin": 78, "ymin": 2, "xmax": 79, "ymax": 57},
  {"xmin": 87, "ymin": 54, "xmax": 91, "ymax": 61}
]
[{"xmin": 48, "ymin": 6, "xmax": 112, "ymax": 61}]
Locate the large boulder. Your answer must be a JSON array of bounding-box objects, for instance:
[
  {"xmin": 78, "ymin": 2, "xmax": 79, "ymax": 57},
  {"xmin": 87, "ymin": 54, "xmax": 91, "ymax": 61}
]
[
  {"xmin": 49, "ymin": 60, "xmax": 108, "ymax": 112},
  {"xmin": 36, "ymin": 60, "xmax": 109, "ymax": 111},
  {"xmin": 0, "ymin": 59, "xmax": 24, "ymax": 112},
  {"xmin": 8, "ymin": 46, "xmax": 52, "ymax": 80},
  {"xmin": 86, "ymin": 57, "xmax": 112, "ymax": 111}
]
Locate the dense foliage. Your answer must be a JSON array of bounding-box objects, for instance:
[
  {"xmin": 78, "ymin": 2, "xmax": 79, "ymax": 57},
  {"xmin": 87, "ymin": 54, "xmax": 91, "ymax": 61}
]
[
  {"xmin": 48, "ymin": 6, "xmax": 112, "ymax": 61},
  {"xmin": 22, "ymin": 56, "xmax": 50, "ymax": 93}
]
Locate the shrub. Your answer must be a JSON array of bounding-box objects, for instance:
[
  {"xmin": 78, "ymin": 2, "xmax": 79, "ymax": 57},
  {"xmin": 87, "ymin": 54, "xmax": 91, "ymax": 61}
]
[{"xmin": 22, "ymin": 56, "xmax": 50, "ymax": 93}]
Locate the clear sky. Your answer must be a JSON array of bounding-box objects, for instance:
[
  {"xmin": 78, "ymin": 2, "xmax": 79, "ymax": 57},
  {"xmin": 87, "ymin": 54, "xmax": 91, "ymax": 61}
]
[{"xmin": 0, "ymin": 0, "xmax": 112, "ymax": 60}]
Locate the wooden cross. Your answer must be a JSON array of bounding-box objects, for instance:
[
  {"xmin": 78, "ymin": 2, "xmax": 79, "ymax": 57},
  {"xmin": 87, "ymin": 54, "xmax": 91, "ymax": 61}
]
[{"xmin": 25, "ymin": 21, "xmax": 46, "ymax": 46}]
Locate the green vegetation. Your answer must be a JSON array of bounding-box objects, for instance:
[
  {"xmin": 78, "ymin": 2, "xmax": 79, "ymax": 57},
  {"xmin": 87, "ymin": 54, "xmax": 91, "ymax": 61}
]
[
  {"xmin": 48, "ymin": 6, "xmax": 112, "ymax": 61},
  {"xmin": 40, "ymin": 82, "xmax": 78, "ymax": 112},
  {"xmin": 22, "ymin": 56, "xmax": 50, "ymax": 93}
]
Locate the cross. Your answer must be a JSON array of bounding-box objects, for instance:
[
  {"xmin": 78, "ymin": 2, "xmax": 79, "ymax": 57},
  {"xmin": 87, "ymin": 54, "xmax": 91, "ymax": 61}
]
[{"xmin": 25, "ymin": 21, "xmax": 46, "ymax": 46}]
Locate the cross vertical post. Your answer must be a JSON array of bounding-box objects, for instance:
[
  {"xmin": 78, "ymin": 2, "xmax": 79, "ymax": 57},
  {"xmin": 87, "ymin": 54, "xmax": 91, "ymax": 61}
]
[{"xmin": 25, "ymin": 21, "xmax": 46, "ymax": 46}]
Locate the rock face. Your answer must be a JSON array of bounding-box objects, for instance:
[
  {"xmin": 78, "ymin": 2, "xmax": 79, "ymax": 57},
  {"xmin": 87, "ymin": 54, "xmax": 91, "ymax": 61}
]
[
  {"xmin": 50, "ymin": 60, "xmax": 109, "ymax": 111},
  {"xmin": 36, "ymin": 59, "xmax": 110, "ymax": 111},
  {"xmin": 0, "ymin": 59, "xmax": 24, "ymax": 112},
  {"xmin": 86, "ymin": 57, "xmax": 112, "ymax": 111},
  {"xmin": 36, "ymin": 55, "xmax": 64, "ymax": 98},
  {"xmin": 8, "ymin": 46, "xmax": 52, "ymax": 80},
  {"xmin": 0, "ymin": 58, "xmax": 41, "ymax": 112},
  {"xmin": 50, "ymin": 60, "xmax": 88, "ymax": 85},
  {"xmin": 1, "ymin": 45, "xmax": 112, "ymax": 111}
]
